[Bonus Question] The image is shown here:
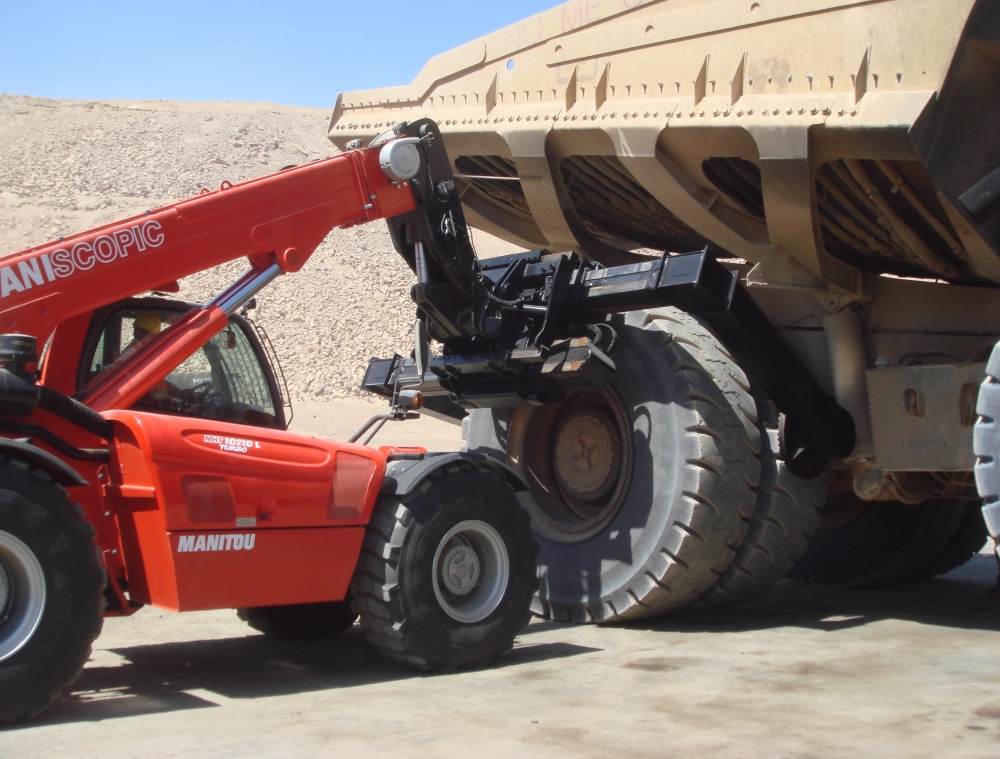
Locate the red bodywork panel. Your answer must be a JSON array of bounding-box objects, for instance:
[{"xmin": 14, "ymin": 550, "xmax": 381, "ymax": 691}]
[
  {"xmin": 103, "ymin": 411, "xmax": 386, "ymax": 611},
  {"xmin": 0, "ymin": 142, "xmax": 420, "ymax": 615}
]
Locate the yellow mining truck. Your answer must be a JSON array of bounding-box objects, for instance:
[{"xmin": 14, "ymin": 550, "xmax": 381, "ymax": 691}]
[{"xmin": 330, "ymin": 0, "xmax": 1000, "ymax": 621}]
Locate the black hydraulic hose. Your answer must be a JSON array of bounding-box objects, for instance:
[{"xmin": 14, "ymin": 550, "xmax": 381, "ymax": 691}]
[
  {"xmin": 0, "ymin": 367, "xmax": 112, "ymax": 441},
  {"xmin": 36, "ymin": 386, "xmax": 114, "ymax": 441}
]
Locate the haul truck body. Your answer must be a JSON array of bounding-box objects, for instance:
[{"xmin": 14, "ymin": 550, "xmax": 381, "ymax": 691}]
[{"xmin": 330, "ymin": 0, "xmax": 1000, "ymax": 621}]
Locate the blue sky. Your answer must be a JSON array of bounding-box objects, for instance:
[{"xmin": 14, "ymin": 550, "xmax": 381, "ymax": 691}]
[{"xmin": 0, "ymin": 1, "xmax": 558, "ymax": 108}]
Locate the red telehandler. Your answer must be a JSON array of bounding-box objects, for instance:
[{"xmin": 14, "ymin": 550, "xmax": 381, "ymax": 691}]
[
  {"xmin": 0, "ymin": 122, "xmax": 541, "ymax": 724},
  {"xmin": 0, "ymin": 117, "xmax": 857, "ymax": 725}
]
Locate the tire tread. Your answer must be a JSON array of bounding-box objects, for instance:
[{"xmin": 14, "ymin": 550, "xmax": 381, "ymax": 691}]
[
  {"xmin": 350, "ymin": 466, "xmax": 538, "ymax": 669},
  {"xmin": 0, "ymin": 458, "xmax": 105, "ymax": 725}
]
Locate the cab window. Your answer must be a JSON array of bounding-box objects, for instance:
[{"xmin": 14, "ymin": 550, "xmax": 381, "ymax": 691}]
[{"xmin": 84, "ymin": 307, "xmax": 281, "ymax": 428}]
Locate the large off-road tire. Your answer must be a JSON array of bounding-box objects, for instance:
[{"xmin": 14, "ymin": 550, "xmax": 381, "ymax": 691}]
[
  {"xmin": 237, "ymin": 599, "xmax": 357, "ymax": 637},
  {"xmin": 788, "ymin": 495, "xmax": 969, "ymax": 587},
  {"xmin": 464, "ymin": 308, "xmax": 760, "ymax": 623},
  {"xmin": 349, "ymin": 463, "xmax": 538, "ymax": 671},
  {"xmin": 698, "ymin": 400, "xmax": 826, "ymax": 607},
  {"xmin": 0, "ymin": 459, "xmax": 105, "ymax": 725},
  {"xmin": 910, "ymin": 501, "xmax": 988, "ymax": 580},
  {"xmin": 974, "ymin": 341, "xmax": 1000, "ymax": 568}
]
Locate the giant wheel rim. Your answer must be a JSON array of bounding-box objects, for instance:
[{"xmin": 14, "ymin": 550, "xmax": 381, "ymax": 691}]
[
  {"xmin": 432, "ymin": 520, "xmax": 509, "ymax": 624},
  {"xmin": 508, "ymin": 387, "xmax": 634, "ymax": 544},
  {"xmin": 0, "ymin": 530, "xmax": 47, "ymax": 663}
]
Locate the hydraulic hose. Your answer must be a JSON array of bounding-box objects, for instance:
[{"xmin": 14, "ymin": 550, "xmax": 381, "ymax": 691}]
[
  {"xmin": 1, "ymin": 367, "xmax": 112, "ymax": 439},
  {"xmin": 36, "ymin": 386, "xmax": 114, "ymax": 441}
]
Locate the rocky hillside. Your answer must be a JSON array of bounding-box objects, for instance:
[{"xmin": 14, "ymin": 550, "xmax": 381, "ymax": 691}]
[{"xmin": 0, "ymin": 95, "xmax": 516, "ymax": 401}]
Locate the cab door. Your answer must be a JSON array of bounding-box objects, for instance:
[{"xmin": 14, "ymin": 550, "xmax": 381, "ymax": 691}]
[
  {"xmin": 79, "ymin": 297, "xmax": 290, "ymax": 429},
  {"xmin": 83, "ymin": 297, "xmax": 387, "ymax": 531}
]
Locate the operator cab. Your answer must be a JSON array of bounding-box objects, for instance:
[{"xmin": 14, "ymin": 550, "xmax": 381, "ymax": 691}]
[{"xmin": 77, "ymin": 298, "xmax": 289, "ymax": 429}]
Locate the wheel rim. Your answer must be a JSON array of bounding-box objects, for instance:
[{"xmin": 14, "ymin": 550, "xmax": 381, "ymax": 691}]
[
  {"xmin": 432, "ymin": 520, "xmax": 509, "ymax": 624},
  {"xmin": 553, "ymin": 409, "xmax": 621, "ymax": 504},
  {"xmin": 509, "ymin": 388, "xmax": 634, "ymax": 544},
  {"xmin": 0, "ymin": 530, "xmax": 46, "ymax": 663}
]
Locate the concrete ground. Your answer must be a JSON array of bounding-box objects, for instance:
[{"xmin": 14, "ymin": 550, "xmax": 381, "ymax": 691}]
[
  {"xmin": 2, "ymin": 402, "xmax": 999, "ymax": 758},
  {"xmin": 286, "ymin": 398, "xmax": 465, "ymax": 452}
]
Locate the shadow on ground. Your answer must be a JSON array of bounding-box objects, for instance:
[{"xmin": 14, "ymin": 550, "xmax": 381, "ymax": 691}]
[
  {"xmin": 15, "ymin": 555, "xmax": 998, "ymax": 729},
  {"xmin": 520, "ymin": 554, "xmax": 1000, "ymax": 638},
  {"xmin": 19, "ymin": 631, "xmax": 598, "ymax": 728}
]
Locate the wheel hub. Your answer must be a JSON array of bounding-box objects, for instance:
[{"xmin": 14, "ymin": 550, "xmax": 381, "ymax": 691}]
[
  {"xmin": 507, "ymin": 388, "xmax": 634, "ymax": 544},
  {"xmin": 0, "ymin": 530, "xmax": 47, "ymax": 663},
  {"xmin": 554, "ymin": 411, "xmax": 618, "ymax": 501},
  {"xmin": 432, "ymin": 521, "xmax": 509, "ymax": 624},
  {"xmin": 440, "ymin": 544, "xmax": 481, "ymax": 595}
]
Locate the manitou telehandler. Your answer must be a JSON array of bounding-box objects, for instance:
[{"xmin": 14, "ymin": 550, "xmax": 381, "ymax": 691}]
[
  {"xmin": 0, "ymin": 123, "xmax": 554, "ymax": 724},
  {"xmin": 0, "ymin": 104, "xmax": 862, "ymax": 724},
  {"xmin": 0, "ymin": 113, "xmax": 867, "ymax": 723}
]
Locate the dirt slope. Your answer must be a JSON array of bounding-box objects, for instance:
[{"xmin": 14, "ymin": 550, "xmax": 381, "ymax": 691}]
[{"xmin": 0, "ymin": 94, "xmax": 517, "ymax": 401}]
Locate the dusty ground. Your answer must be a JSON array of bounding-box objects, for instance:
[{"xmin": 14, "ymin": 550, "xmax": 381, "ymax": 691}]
[
  {"xmin": 289, "ymin": 398, "xmax": 464, "ymax": 450},
  {"xmin": 0, "ymin": 401, "xmax": 996, "ymax": 758},
  {"xmin": 0, "ymin": 547, "xmax": 997, "ymax": 758}
]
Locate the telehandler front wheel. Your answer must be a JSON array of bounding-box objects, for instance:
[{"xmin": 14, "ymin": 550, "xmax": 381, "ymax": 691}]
[
  {"xmin": 237, "ymin": 599, "xmax": 358, "ymax": 638},
  {"xmin": 350, "ymin": 463, "xmax": 538, "ymax": 671},
  {"xmin": 0, "ymin": 459, "xmax": 105, "ymax": 725}
]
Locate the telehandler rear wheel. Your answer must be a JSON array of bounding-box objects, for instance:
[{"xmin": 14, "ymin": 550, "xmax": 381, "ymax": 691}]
[
  {"xmin": 0, "ymin": 459, "xmax": 105, "ymax": 725},
  {"xmin": 464, "ymin": 308, "xmax": 760, "ymax": 622},
  {"xmin": 237, "ymin": 599, "xmax": 357, "ymax": 638},
  {"xmin": 350, "ymin": 463, "xmax": 537, "ymax": 671}
]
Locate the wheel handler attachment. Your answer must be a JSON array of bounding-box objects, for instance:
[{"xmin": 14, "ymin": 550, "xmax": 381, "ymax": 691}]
[{"xmin": 365, "ymin": 121, "xmax": 853, "ymax": 476}]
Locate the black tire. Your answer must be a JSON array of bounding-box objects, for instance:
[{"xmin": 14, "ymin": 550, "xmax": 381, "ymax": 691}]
[
  {"xmin": 350, "ymin": 462, "xmax": 538, "ymax": 670},
  {"xmin": 698, "ymin": 399, "xmax": 826, "ymax": 607},
  {"xmin": 788, "ymin": 495, "xmax": 969, "ymax": 587},
  {"xmin": 237, "ymin": 598, "xmax": 357, "ymax": 637},
  {"xmin": 464, "ymin": 308, "xmax": 760, "ymax": 622},
  {"xmin": 910, "ymin": 501, "xmax": 988, "ymax": 580},
  {"xmin": 0, "ymin": 459, "xmax": 105, "ymax": 725},
  {"xmin": 974, "ymin": 341, "xmax": 1000, "ymax": 569}
]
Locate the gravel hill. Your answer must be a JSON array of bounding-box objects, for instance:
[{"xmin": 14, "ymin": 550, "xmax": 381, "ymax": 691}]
[{"xmin": 0, "ymin": 94, "xmax": 517, "ymax": 402}]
